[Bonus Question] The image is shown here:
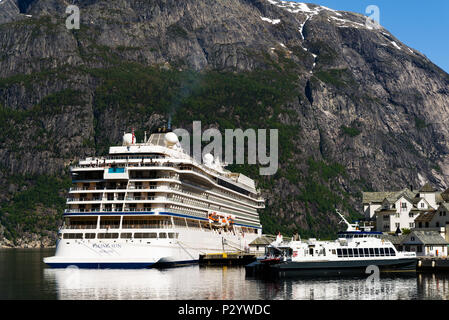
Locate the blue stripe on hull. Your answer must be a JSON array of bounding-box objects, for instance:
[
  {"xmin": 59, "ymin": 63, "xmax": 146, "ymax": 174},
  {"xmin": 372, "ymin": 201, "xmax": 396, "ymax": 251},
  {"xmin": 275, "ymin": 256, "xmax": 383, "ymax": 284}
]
[{"xmin": 45, "ymin": 260, "xmax": 199, "ymax": 269}]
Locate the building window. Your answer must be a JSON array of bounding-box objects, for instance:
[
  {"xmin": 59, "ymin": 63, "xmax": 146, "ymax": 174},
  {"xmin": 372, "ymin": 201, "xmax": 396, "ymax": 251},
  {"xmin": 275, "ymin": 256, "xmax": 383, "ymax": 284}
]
[
  {"xmin": 419, "ymin": 222, "xmax": 423, "ymax": 228},
  {"xmin": 436, "ymin": 222, "xmax": 440, "ymax": 228},
  {"xmin": 396, "ymin": 213, "xmax": 400, "ymax": 218},
  {"xmin": 409, "ymin": 223, "xmax": 414, "ymax": 228},
  {"xmin": 421, "ymin": 203, "xmax": 425, "ymax": 208},
  {"xmin": 417, "ymin": 246, "xmax": 423, "ymax": 253},
  {"xmin": 409, "ymin": 212, "xmax": 414, "ymax": 218},
  {"xmin": 395, "ymin": 223, "xmax": 400, "ymax": 228},
  {"xmin": 411, "ymin": 237, "xmax": 415, "ymax": 241},
  {"xmin": 425, "ymin": 222, "xmax": 429, "ymax": 228},
  {"xmin": 401, "ymin": 202, "xmax": 407, "ymax": 211}
]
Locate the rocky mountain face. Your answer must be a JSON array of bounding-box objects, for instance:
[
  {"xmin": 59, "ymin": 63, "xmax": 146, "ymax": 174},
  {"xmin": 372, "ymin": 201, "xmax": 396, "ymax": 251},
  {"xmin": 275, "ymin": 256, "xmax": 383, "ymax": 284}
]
[{"xmin": 0, "ymin": 0, "xmax": 448, "ymax": 246}]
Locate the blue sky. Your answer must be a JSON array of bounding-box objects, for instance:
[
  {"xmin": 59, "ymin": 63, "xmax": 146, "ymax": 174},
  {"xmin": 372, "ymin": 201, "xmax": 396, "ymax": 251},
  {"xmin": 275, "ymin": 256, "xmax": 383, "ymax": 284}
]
[{"xmin": 291, "ymin": 0, "xmax": 449, "ymax": 73}]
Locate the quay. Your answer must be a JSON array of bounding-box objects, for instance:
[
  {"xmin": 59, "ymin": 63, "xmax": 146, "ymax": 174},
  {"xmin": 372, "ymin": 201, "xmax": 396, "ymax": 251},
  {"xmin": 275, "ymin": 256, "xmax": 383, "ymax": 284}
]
[
  {"xmin": 417, "ymin": 257, "xmax": 449, "ymax": 272},
  {"xmin": 199, "ymin": 252, "xmax": 257, "ymax": 266}
]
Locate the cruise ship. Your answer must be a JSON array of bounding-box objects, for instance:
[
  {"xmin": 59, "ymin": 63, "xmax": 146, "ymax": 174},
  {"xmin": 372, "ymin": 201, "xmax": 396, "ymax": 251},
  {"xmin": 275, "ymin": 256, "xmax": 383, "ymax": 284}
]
[{"xmin": 44, "ymin": 126, "xmax": 264, "ymax": 268}]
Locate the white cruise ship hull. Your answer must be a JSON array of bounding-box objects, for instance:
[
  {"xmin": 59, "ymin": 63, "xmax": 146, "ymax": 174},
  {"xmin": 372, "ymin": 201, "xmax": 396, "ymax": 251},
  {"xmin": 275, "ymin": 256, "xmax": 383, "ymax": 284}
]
[{"xmin": 44, "ymin": 228, "xmax": 259, "ymax": 269}]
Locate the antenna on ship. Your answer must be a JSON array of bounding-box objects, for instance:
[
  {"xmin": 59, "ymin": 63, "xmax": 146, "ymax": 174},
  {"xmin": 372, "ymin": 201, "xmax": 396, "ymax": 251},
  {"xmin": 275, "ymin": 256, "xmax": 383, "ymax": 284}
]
[{"xmin": 335, "ymin": 209, "xmax": 358, "ymax": 232}]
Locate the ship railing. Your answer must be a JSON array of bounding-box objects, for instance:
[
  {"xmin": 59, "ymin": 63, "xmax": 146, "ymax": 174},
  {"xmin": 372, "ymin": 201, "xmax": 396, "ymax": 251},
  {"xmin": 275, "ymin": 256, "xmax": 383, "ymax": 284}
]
[{"xmin": 67, "ymin": 197, "xmax": 102, "ymax": 202}]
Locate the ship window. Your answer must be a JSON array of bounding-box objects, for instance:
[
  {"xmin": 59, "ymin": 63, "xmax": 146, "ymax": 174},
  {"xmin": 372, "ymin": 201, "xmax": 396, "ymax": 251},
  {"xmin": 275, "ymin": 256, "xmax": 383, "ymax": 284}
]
[
  {"xmin": 173, "ymin": 217, "xmax": 187, "ymax": 228},
  {"xmin": 348, "ymin": 249, "xmax": 354, "ymax": 257},
  {"xmin": 97, "ymin": 233, "xmax": 119, "ymax": 239},
  {"xmin": 353, "ymin": 249, "xmax": 359, "ymax": 257},
  {"xmin": 85, "ymin": 233, "xmax": 96, "ymax": 239},
  {"xmin": 63, "ymin": 233, "xmax": 83, "ymax": 239},
  {"xmin": 342, "ymin": 249, "xmax": 348, "ymax": 257},
  {"xmin": 332, "ymin": 249, "xmax": 336, "ymax": 255},
  {"xmin": 120, "ymin": 233, "xmax": 132, "ymax": 239},
  {"xmin": 134, "ymin": 233, "xmax": 157, "ymax": 239},
  {"xmin": 374, "ymin": 248, "xmax": 380, "ymax": 256},
  {"xmin": 369, "ymin": 248, "xmax": 374, "ymax": 256},
  {"xmin": 379, "ymin": 248, "xmax": 385, "ymax": 256},
  {"xmin": 168, "ymin": 233, "xmax": 178, "ymax": 239},
  {"xmin": 337, "ymin": 249, "xmax": 342, "ymax": 257},
  {"xmin": 389, "ymin": 248, "xmax": 396, "ymax": 256},
  {"xmin": 159, "ymin": 233, "xmax": 167, "ymax": 239},
  {"xmin": 100, "ymin": 217, "xmax": 120, "ymax": 229},
  {"xmin": 358, "ymin": 248, "xmax": 364, "ymax": 257}
]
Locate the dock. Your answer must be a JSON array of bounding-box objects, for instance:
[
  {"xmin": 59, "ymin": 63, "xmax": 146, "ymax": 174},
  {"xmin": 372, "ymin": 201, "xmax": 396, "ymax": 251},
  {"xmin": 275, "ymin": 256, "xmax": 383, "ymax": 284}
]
[
  {"xmin": 199, "ymin": 252, "xmax": 257, "ymax": 266},
  {"xmin": 417, "ymin": 257, "xmax": 449, "ymax": 272}
]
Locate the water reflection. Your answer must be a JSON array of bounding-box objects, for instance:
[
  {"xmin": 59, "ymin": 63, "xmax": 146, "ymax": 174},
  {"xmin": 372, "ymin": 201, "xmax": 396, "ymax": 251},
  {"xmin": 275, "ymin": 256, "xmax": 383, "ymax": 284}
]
[
  {"xmin": 3, "ymin": 249, "xmax": 449, "ymax": 300},
  {"xmin": 44, "ymin": 266, "xmax": 267, "ymax": 300},
  {"xmin": 42, "ymin": 264, "xmax": 449, "ymax": 300}
]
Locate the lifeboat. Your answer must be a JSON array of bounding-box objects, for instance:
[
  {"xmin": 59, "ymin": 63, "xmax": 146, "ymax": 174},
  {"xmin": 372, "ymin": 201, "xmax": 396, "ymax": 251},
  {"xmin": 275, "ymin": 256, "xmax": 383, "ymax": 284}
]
[{"xmin": 208, "ymin": 212, "xmax": 220, "ymax": 224}]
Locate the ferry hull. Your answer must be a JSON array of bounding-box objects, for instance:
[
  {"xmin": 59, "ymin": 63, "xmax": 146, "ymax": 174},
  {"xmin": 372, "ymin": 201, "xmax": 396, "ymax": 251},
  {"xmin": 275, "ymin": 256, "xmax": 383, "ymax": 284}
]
[{"xmin": 246, "ymin": 258, "xmax": 417, "ymax": 278}]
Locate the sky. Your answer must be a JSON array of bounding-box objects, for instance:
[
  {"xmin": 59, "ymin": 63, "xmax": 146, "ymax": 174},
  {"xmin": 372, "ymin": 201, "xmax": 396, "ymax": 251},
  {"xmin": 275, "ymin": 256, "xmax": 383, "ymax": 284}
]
[{"xmin": 292, "ymin": 0, "xmax": 449, "ymax": 73}]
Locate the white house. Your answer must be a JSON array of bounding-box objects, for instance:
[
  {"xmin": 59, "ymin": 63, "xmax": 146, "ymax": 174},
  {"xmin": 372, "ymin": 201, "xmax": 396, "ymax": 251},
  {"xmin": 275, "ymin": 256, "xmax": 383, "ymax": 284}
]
[
  {"xmin": 364, "ymin": 183, "xmax": 448, "ymax": 234},
  {"xmin": 401, "ymin": 231, "xmax": 448, "ymax": 257}
]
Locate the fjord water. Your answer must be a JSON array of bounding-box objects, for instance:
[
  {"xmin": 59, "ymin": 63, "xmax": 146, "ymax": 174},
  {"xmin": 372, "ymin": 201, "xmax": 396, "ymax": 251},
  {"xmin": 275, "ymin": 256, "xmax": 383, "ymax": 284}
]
[{"xmin": 1, "ymin": 249, "xmax": 449, "ymax": 300}]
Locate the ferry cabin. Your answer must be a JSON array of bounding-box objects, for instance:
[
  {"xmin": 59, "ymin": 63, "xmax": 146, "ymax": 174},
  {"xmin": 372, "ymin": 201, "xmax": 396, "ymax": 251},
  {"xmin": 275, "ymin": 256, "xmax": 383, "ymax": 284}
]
[{"xmin": 265, "ymin": 232, "xmax": 410, "ymax": 262}]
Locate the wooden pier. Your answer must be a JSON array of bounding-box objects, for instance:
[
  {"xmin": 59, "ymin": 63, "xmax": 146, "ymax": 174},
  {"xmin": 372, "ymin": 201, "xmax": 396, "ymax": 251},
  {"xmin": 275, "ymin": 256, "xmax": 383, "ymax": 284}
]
[
  {"xmin": 199, "ymin": 252, "xmax": 257, "ymax": 266},
  {"xmin": 417, "ymin": 257, "xmax": 449, "ymax": 272}
]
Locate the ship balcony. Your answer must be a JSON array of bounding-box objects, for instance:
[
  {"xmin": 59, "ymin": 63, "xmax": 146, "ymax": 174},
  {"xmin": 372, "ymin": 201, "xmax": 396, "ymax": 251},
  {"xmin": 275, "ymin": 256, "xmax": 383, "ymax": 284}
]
[{"xmin": 67, "ymin": 197, "xmax": 103, "ymax": 202}]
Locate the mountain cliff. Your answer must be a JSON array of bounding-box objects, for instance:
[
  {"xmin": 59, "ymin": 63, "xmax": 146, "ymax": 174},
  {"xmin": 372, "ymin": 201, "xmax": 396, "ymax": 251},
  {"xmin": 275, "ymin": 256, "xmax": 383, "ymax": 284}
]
[{"xmin": 0, "ymin": 0, "xmax": 448, "ymax": 246}]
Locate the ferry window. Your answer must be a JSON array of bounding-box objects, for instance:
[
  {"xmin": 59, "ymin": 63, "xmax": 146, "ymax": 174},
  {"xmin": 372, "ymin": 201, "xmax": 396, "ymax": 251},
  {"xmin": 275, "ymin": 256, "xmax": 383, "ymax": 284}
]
[
  {"xmin": 98, "ymin": 233, "xmax": 119, "ymax": 239},
  {"xmin": 374, "ymin": 248, "xmax": 380, "ymax": 256},
  {"xmin": 120, "ymin": 233, "xmax": 132, "ymax": 239},
  {"xmin": 389, "ymin": 248, "xmax": 396, "ymax": 256},
  {"xmin": 332, "ymin": 249, "xmax": 336, "ymax": 255},
  {"xmin": 353, "ymin": 249, "xmax": 359, "ymax": 257},
  {"xmin": 337, "ymin": 249, "xmax": 342, "ymax": 257},
  {"xmin": 159, "ymin": 233, "xmax": 167, "ymax": 239},
  {"xmin": 342, "ymin": 249, "xmax": 348, "ymax": 257},
  {"xmin": 85, "ymin": 233, "xmax": 96, "ymax": 239},
  {"xmin": 379, "ymin": 248, "xmax": 385, "ymax": 256},
  {"xmin": 358, "ymin": 248, "xmax": 364, "ymax": 257},
  {"xmin": 364, "ymin": 248, "xmax": 369, "ymax": 256},
  {"xmin": 369, "ymin": 248, "xmax": 374, "ymax": 256},
  {"xmin": 348, "ymin": 249, "xmax": 354, "ymax": 257}
]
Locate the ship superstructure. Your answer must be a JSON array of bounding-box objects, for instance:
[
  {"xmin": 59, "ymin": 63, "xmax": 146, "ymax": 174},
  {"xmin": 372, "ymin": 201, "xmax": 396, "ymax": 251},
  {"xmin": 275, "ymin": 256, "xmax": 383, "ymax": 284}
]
[{"xmin": 44, "ymin": 128, "xmax": 264, "ymax": 268}]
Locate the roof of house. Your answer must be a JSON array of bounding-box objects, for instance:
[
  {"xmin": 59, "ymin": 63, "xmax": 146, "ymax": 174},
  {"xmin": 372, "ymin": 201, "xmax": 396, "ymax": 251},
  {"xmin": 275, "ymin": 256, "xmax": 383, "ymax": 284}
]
[
  {"xmin": 440, "ymin": 202, "xmax": 449, "ymax": 211},
  {"xmin": 249, "ymin": 235, "xmax": 276, "ymax": 246},
  {"xmin": 374, "ymin": 209, "xmax": 396, "ymax": 215},
  {"xmin": 403, "ymin": 231, "xmax": 448, "ymax": 245},
  {"xmin": 441, "ymin": 188, "xmax": 449, "ymax": 202},
  {"xmin": 380, "ymin": 234, "xmax": 407, "ymax": 245},
  {"xmin": 415, "ymin": 211, "xmax": 437, "ymax": 223},
  {"xmin": 363, "ymin": 189, "xmax": 416, "ymax": 204},
  {"xmin": 419, "ymin": 183, "xmax": 438, "ymax": 193}
]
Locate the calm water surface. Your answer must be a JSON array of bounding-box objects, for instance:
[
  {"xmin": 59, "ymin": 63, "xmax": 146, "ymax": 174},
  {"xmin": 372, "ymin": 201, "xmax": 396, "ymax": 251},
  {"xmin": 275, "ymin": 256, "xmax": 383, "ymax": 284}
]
[{"xmin": 1, "ymin": 249, "xmax": 449, "ymax": 300}]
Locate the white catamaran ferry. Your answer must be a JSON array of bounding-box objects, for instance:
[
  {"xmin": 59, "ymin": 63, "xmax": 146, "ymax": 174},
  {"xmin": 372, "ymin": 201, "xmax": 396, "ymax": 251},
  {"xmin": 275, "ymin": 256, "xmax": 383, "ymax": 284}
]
[
  {"xmin": 246, "ymin": 210, "xmax": 417, "ymax": 278},
  {"xmin": 44, "ymin": 127, "xmax": 264, "ymax": 268}
]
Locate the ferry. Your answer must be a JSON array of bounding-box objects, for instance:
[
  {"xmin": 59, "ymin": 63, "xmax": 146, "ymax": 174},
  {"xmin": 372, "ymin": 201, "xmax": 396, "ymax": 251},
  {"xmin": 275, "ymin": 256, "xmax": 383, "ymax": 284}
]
[
  {"xmin": 246, "ymin": 210, "xmax": 417, "ymax": 278},
  {"xmin": 44, "ymin": 125, "xmax": 264, "ymax": 268}
]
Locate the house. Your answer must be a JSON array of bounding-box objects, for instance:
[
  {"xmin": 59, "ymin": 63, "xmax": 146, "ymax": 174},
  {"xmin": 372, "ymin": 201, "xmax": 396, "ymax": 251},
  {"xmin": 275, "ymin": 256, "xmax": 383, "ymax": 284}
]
[
  {"xmin": 374, "ymin": 189, "xmax": 419, "ymax": 233},
  {"xmin": 248, "ymin": 235, "xmax": 276, "ymax": 255},
  {"xmin": 364, "ymin": 183, "xmax": 448, "ymax": 233},
  {"xmin": 414, "ymin": 202, "xmax": 449, "ymax": 241},
  {"xmin": 401, "ymin": 230, "xmax": 449, "ymax": 257}
]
